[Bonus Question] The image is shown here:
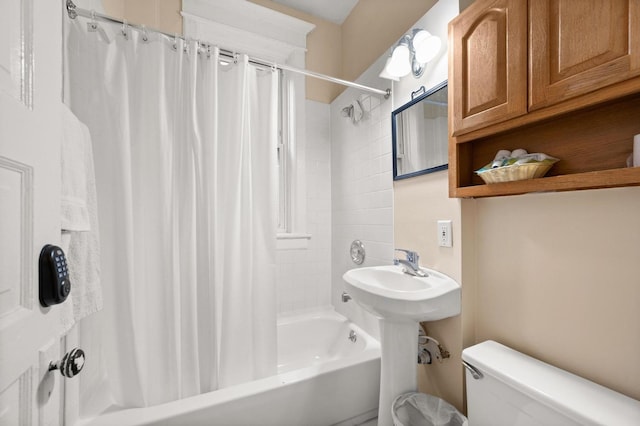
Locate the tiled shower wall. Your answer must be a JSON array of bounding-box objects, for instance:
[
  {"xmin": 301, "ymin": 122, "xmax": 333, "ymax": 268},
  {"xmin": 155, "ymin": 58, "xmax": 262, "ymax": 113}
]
[
  {"xmin": 276, "ymin": 69, "xmax": 395, "ymax": 323},
  {"xmin": 331, "ymin": 93, "xmax": 394, "ymax": 269},
  {"xmin": 276, "ymin": 100, "xmax": 332, "ymax": 314},
  {"xmin": 331, "ymin": 55, "xmax": 395, "ymax": 337},
  {"xmin": 275, "ymin": 56, "xmax": 395, "ymax": 322}
]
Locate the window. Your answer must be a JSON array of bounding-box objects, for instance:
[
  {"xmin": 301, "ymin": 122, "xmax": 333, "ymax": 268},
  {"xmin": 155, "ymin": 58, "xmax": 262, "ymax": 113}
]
[
  {"xmin": 276, "ymin": 71, "xmax": 310, "ymax": 249},
  {"xmin": 277, "ymin": 70, "xmax": 289, "ymax": 233}
]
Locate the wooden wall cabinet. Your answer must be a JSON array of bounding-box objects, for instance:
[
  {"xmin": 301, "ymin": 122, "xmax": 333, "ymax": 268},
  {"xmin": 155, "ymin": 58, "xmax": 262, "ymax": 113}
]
[
  {"xmin": 449, "ymin": 0, "xmax": 527, "ymax": 136},
  {"xmin": 449, "ymin": 0, "xmax": 640, "ymax": 198},
  {"xmin": 529, "ymin": 0, "xmax": 640, "ymax": 110}
]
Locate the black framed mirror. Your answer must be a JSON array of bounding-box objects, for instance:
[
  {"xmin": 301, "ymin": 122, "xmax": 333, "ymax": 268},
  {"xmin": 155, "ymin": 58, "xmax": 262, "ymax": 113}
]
[{"xmin": 392, "ymin": 81, "xmax": 448, "ymax": 180}]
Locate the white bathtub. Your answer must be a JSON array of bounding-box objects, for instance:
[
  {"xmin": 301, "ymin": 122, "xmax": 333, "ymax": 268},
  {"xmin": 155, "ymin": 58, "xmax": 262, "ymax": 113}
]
[{"xmin": 81, "ymin": 308, "xmax": 381, "ymax": 426}]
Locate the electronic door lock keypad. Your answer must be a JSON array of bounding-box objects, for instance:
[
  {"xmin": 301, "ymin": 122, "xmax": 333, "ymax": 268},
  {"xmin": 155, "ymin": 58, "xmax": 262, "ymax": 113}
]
[{"xmin": 39, "ymin": 244, "xmax": 71, "ymax": 307}]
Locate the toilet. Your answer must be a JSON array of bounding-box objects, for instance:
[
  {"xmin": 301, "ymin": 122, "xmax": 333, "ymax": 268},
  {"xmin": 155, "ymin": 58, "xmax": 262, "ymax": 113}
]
[{"xmin": 462, "ymin": 340, "xmax": 640, "ymax": 425}]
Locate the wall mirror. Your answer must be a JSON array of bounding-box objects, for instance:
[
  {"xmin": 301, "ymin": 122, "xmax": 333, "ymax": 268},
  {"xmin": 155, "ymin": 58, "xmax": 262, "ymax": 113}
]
[{"xmin": 392, "ymin": 81, "xmax": 448, "ymax": 180}]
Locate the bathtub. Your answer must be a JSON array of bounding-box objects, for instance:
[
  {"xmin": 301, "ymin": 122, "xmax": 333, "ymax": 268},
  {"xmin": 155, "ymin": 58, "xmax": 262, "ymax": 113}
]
[{"xmin": 81, "ymin": 308, "xmax": 381, "ymax": 426}]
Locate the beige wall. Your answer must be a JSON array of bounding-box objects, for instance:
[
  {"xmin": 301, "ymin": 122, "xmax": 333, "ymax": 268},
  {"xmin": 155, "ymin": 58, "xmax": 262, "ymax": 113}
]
[
  {"xmin": 471, "ymin": 187, "xmax": 640, "ymax": 400},
  {"xmin": 102, "ymin": 0, "xmax": 123, "ymax": 17},
  {"xmin": 395, "ymin": 180, "xmax": 640, "ymax": 411},
  {"xmin": 103, "ymin": 0, "xmax": 182, "ymax": 34},
  {"xmin": 341, "ymin": 0, "xmax": 437, "ymax": 82},
  {"xmin": 394, "ymin": 172, "xmax": 466, "ymax": 411},
  {"xmin": 459, "ymin": 0, "xmax": 476, "ymax": 11},
  {"xmin": 249, "ymin": 0, "xmax": 343, "ymax": 103}
]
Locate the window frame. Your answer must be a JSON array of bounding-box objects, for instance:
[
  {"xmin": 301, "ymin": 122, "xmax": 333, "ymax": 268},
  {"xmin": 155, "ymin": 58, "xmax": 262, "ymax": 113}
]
[{"xmin": 276, "ymin": 70, "xmax": 310, "ymax": 249}]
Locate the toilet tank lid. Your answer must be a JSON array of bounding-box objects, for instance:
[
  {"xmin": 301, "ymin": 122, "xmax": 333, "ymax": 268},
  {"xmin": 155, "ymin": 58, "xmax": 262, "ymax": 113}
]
[{"xmin": 462, "ymin": 340, "xmax": 640, "ymax": 426}]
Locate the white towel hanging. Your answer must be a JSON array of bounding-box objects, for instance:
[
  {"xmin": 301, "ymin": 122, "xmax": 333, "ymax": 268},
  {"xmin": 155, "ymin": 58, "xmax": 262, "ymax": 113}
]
[{"xmin": 60, "ymin": 105, "xmax": 103, "ymax": 334}]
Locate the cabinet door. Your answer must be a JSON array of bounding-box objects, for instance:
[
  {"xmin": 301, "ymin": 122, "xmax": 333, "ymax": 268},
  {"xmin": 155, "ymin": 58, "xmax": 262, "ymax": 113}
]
[
  {"xmin": 530, "ymin": 0, "xmax": 640, "ymax": 110},
  {"xmin": 449, "ymin": 0, "xmax": 527, "ymax": 136}
]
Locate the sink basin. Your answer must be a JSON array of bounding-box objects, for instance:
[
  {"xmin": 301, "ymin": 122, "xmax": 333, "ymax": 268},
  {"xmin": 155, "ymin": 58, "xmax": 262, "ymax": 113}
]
[
  {"xmin": 342, "ymin": 265, "xmax": 461, "ymax": 322},
  {"xmin": 342, "ymin": 264, "xmax": 462, "ymax": 426}
]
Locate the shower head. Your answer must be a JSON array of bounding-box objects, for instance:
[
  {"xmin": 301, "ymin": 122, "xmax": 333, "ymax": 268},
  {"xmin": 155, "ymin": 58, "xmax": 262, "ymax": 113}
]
[
  {"xmin": 341, "ymin": 99, "xmax": 364, "ymax": 123},
  {"xmin": 352, "ymin": 99, "xmax": 364, "ymax": 122},
  {"xmin": 341, "ymin": 104, "xmax": 354, "ymax": 118}
]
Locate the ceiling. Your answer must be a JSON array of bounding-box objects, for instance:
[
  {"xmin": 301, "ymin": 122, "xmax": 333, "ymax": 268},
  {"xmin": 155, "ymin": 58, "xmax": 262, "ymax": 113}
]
[{"xmin": 272, "ymin": 0, "xmax": 359, "ymax": 24}]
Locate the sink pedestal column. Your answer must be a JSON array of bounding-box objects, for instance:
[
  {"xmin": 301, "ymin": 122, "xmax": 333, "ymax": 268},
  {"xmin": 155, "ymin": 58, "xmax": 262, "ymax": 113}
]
[{"xmin": 377, "ymin": 318, "xmax": 419, "ymax": 426}]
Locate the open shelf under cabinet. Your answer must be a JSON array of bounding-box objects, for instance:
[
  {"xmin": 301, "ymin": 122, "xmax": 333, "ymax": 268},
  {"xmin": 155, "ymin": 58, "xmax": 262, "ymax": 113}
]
[{"xmin": 450, "ymin": 94, "xmax": 640, "ymax": 198}]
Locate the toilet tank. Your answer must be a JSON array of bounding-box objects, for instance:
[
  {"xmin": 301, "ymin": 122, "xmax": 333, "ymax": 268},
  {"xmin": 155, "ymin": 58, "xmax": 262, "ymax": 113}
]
[{"xmin": 462, "ymin": 340, "xmax": 640, "ymax": 426}]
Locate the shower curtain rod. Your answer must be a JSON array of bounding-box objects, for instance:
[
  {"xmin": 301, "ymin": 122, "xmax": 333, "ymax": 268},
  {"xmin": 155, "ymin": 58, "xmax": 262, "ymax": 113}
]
[{"xmin": 65, "ymin": 0, "xmax": 391, "ymax": 98}]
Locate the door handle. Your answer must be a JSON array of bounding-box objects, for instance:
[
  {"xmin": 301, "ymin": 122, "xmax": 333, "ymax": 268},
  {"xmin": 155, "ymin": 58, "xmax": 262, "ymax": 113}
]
[{"xmin": 49, "ymin": 348, "xmax": 85, "ymax": 378}]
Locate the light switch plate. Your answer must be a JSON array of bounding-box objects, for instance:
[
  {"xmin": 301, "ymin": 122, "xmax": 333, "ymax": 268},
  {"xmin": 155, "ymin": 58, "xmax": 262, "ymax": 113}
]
[{"xmin": 437, "ymin": 220, "xmax": 452, "ymax": 247}]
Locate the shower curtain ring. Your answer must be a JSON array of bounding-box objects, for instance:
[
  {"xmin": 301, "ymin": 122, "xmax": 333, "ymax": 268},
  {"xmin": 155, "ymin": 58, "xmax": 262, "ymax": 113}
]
[
  {"xmin": 87, "ymin": 10, "xmax": 111, "ymax": 44},
  {"xmin": 121, "ymin": 19, "xmax": 129, "ymax": 40},
  {"xmin": 172, "ymin": 33, "xmax": 178, "ymax": 51},
  {"xmin": 88, "ymin": 10, "xmax": 98, "ymax": 31},
  {"xmin": 141, "ymin": 25, "xmax": 149, "ymax": 42}
]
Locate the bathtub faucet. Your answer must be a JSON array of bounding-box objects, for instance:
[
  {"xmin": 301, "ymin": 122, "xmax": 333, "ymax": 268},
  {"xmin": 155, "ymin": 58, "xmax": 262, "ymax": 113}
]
[{"xmin": 394, "ymin": 249, "xmax": 427, "ymax": 277}]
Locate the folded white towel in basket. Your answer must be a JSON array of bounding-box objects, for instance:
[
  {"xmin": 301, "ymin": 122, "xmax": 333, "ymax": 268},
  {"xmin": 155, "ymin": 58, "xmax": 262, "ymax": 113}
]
[{"xmin": 60, "ymin": 105, "xmax": 103, "ymax": 334}]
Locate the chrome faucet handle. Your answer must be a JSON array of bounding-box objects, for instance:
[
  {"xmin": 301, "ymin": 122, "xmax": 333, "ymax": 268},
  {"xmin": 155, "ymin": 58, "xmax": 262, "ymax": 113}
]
[
  {"xmin": 394, "ymin": 248, "xmax": 427, "ymax": 277},
  {"xmin": 395, "ymin": 248, "xmax": 419, "ymax": 264}
]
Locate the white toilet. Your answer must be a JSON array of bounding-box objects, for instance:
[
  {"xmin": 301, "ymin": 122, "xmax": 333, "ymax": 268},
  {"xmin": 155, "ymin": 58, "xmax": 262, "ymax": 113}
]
[{"xmin": 462, "ymin": 340, "xmax": 640, "ymax": 425}]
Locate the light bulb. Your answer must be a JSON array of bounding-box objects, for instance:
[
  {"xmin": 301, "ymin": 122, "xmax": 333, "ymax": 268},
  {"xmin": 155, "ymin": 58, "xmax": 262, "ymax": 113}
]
[
  {"xmin": 412, "ymin": 30, "xmax": 431, "ymax": 48},
  {"xmin": 379, "ymin": 57, "xmax": 400, "ymax": 81},
  {"xmin": 385, "ymin": 44, "xmax": 411, "ymax": 77},
  {"xmin": 413, "ymin": 31, "xmax": 441, "ymax": 64}
]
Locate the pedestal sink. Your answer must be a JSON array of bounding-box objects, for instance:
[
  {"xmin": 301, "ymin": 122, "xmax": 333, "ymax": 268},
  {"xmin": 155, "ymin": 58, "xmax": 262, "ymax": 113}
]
[{"xmin": 342, "ymin": 265, "xmax": 461, "ymax": 426}]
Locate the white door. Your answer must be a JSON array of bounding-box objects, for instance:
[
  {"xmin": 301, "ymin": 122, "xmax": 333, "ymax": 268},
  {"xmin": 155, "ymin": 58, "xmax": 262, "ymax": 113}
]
[{"xmin": 0, "ymin": 1, "xmax": 65, "ymax": 425}]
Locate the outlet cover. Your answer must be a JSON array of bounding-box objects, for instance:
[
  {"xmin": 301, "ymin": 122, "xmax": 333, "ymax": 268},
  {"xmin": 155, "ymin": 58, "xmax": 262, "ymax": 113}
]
[{"xmin": 437, "ymin": 220, "xmax": 452, "ymax": 247}]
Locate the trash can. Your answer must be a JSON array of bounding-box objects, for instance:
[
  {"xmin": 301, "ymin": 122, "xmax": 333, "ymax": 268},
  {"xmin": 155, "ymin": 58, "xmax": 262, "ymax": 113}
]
[{"xmin": 392, "ymin": 392, "xmax": 468, "ymax": 426}]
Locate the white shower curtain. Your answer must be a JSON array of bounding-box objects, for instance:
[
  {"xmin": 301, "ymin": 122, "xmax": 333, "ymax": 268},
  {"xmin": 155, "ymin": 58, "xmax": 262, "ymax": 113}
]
[{"xmin": 66, "ymin": 20, "xmax": 278, "ymax": 407}]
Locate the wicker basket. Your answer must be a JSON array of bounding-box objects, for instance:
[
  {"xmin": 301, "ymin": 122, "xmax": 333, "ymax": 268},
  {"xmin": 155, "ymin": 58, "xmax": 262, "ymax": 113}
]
[{"xmin": 476, "ymin": 161, "xmax": 557, "ymax": 184}]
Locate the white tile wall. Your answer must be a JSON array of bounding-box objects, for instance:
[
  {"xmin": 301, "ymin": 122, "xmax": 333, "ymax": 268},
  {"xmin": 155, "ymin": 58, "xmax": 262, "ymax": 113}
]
[
  {"xmin": 330, "ymin": 55, "xmax": 396, "ymax": 338},
  {"xmin": 276, "ymin": 100, "xmax": 333, "ymax": 314},
  {"xmin": 276, "ymin": 55, "xmax": 396, "ymax": 334}
]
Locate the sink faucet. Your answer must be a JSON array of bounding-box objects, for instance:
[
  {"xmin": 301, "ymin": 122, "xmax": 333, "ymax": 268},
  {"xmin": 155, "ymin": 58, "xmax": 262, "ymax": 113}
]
[{"xmin": 394, "ymin": 249, "xmax": 427, "ymax": 277}]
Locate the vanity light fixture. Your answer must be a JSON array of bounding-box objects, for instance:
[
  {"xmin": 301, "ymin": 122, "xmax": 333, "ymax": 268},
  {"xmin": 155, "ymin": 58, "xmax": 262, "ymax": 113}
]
[{"xmin": 381, "ymin": 28, "xmax": 441, "ymax": 79}]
